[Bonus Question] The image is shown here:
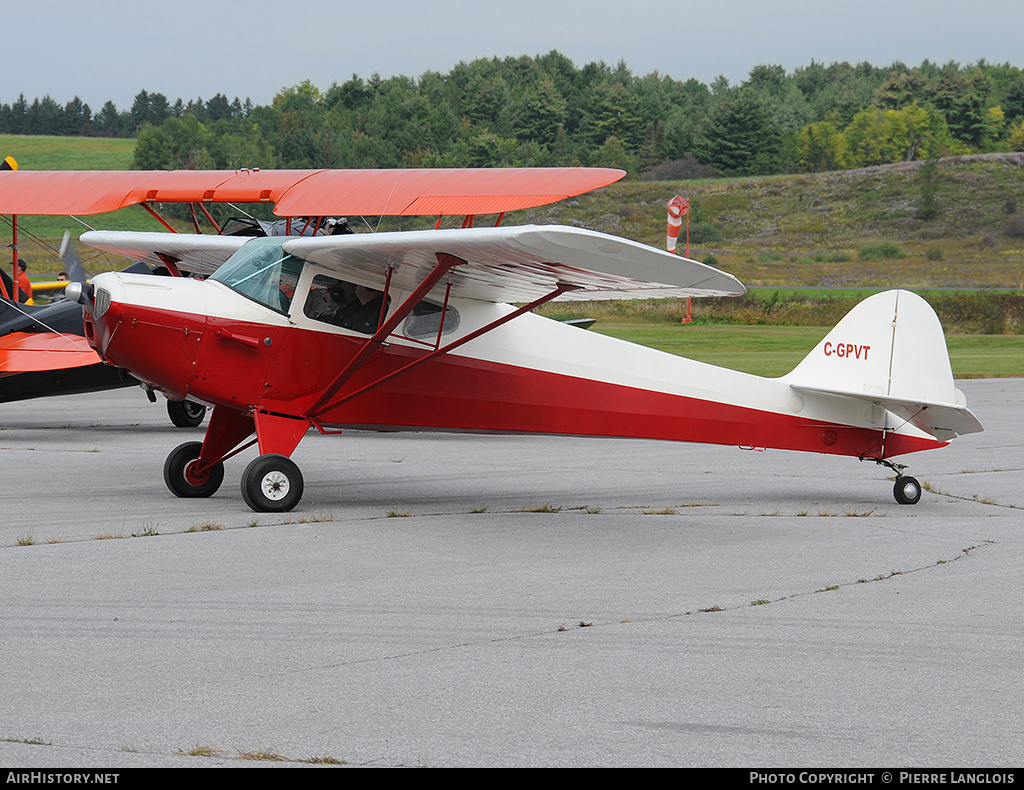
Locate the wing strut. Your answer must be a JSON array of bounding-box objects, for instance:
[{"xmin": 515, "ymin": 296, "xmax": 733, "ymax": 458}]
[
  {"xmin": 307, "ymin": 251, "xmax": 467, "ymax": 415},
  {"xmin": 308, "ymin": 279, "xmax": 581, "ymax": 423}
]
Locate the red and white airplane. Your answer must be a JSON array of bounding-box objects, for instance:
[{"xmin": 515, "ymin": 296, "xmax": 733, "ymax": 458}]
[{"xmin": 10, "ymin": 167, "xmax": 982, "ymax": 511}]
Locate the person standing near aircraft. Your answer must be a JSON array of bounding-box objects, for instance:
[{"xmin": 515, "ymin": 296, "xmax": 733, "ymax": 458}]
[{"xmin": 15, "ymin": 260, "xmax": 33, "ymax": 304}]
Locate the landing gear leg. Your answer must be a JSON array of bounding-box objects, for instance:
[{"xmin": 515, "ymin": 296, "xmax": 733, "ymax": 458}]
[{"xmin": 862, "ymin": 456, "xmax": 922, "ymax": 506}]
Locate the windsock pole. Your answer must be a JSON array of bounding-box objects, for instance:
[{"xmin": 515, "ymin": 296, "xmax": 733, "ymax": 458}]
[{"xmin": 667, "ymin": 196, "xmax": 692, "ymax": 324}]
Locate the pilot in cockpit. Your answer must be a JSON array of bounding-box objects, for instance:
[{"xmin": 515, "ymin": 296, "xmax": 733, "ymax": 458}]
[{"xmin": 338, "ymin": 285, "xmax": 389, "ymax": 334}]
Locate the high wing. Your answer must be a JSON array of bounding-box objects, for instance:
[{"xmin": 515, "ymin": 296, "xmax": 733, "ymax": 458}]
[
  {"xmin": 282, "ymin": 225, "xmax": 745, "ymax": 302},
  {"xmin": 78, "ymin": 231, "xmax": 250, "ymax": 277},
  {"xmin": 0, "ymin": 167, "xmax": 624, "ymax": 217}
]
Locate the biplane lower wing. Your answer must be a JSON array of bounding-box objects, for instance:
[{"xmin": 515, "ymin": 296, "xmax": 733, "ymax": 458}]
[
  {"xmin": 0, "ymin": 330, "xmax": 138, "ymax": 404},
  {"xmin": 0, "ymin": 331, "xmax": 100, "ymax": 372}
]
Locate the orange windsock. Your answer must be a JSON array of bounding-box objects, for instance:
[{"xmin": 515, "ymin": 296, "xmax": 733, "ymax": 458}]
[{"xmin": 666, "ymin": 195, "xmax": 689, "ymax": 252}]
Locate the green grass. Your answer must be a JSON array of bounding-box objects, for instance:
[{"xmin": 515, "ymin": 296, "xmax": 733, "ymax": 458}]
[
  {"xmin": 594, "ymin": 323, "xmax": 1024, "ymax": 378},
  {"xmin": 945, "ymin": 335, "xmax": 1024, "ymax": 378},
  {"xmin": 0, "ymin": 134, "xmax": 136, "ymax": 170}
]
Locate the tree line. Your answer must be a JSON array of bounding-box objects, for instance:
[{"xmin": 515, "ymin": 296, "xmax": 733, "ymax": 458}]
[{"xmin": 2, "ymin": 53, "xmax": 1023, "ymax": 178}]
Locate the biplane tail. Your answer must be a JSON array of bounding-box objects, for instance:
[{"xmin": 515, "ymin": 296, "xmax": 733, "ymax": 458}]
[{"xmin": 783, "ymin": 289, "xmax": 983, "ymax": 442}]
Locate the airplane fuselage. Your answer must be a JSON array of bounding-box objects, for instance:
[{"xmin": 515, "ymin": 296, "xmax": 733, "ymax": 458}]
[{"xmin": 84, "ymin": 270, "xmax": 944, "ymax": 461}]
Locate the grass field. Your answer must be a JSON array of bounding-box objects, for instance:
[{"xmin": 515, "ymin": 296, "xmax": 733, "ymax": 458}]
[
  {"xmin": 0, "ymin": 134, "xmax": 135, "ymax": 170},
  {"xmin": 594, "ymin": 323, "xmax": 1024, "ymax": 379}
]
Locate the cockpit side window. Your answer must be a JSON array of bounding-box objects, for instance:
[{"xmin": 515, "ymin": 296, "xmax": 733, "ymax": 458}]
[
  {"xmin": 403, "ymin": 299, "xmax": 460, "ymax": 339},
  {"xmin": 304, "ymin": 275, "xmax": 356, "ymax": 327},
  {"xmin": 302, "ymin": 273, "xmax": 391, "ymax": 335},
  {"xmin": 211, "ymin": 238, "xmax": 304, "ymax": 314}
]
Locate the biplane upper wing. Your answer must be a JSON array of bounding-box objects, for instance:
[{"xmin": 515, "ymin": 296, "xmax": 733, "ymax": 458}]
[
  {"xmin": 282, "ymin": 224, "xmax": 745, "ymax": 303},
  {"xmin": 0, "ymin": 168, "xmax": 625, "ymax": 217},
  {"xmin": 80, "ymin": 231, "xmax": 250, "ymax": 276}
]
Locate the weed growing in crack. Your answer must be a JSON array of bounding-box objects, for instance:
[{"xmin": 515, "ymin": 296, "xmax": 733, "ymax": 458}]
[
  {"xmin": 178, "ymin": 744, "xmax": 223, "ymax": 758},
  {"xmin": 185, "ymin": 521, "xmax": 225, "ymax": 533},
  {"xmin": 519, "ymin": 503, "xmax": 562, "ymax": 513},
  {"xmin": 237, "ymin": 748, "xmax": 286, "ymax": 762}
]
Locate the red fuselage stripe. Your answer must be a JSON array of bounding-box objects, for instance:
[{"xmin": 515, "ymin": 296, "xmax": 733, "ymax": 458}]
[{"xmin": 93, "ymin": 302, "xmax": 944, "ymax": 460}]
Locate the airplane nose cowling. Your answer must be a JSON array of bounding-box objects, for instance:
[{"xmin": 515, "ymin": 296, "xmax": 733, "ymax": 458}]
[{"xmin": 87, "ymin": 272, "xmax": 209, "ymax": 402}]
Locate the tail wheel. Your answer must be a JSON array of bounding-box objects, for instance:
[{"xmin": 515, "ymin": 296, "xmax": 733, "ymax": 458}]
[
  {"xmin": 167, "ymin": 399, "xmax": 207, "ymax": 428},
  {"xmin": 893, "ymin": 476, "xmax": 922, "ymax": 505},
  {"xmin": 241, "ymin": 454, "xmax": 304, "ymax": 513},
  {"xmin": 164, "ymin": 441, "xmax": 224, "ymax": 498}
]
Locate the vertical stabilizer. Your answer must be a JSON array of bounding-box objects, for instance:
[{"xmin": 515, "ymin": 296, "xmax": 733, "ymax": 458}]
[{"xmin": 784, "ymin": 290, "xmax": 982, "ymax": 440}]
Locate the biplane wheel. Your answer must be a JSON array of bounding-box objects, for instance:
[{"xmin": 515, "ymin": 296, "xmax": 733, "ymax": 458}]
[
  {"xmin": 166, "ymin": 399, "xmax": 207, "ymax": 428},
  {"xmin": 241, "ymin": 454, "xmax": 304, "ymax": 513},
  {"xmin": 893, "ymin": 476, "xmax": 922, "ymax": 505},
  {"xmin": 164, "ymin": 441, "xmax": 224, "ymax": 498}
]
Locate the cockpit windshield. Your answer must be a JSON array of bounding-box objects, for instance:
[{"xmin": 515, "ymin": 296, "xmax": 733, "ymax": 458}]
[{"xmin": 211, "ymin": 238, "xmax": 304, "ymax": 314}]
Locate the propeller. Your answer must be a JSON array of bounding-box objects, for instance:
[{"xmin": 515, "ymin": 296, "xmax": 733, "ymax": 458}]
[{"xmin": 60, "ymin": 230, "xmax": 93, "ymax": 314}]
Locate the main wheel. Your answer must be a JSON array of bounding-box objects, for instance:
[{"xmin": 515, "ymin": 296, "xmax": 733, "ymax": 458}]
[
  {"xmin": 241, "ymin": 454, "xmax": 304, "ymax": 513},
  {"xmin": 893, "ymin": 476, "xmax": 922, "ymax": 505},
  {"xmin": 167, "ymin": 399, "xmax": 207, "ymax": 428},
  {"xmin": 164, "ymin": 441, "xmax": 224, "ymax": 498}
]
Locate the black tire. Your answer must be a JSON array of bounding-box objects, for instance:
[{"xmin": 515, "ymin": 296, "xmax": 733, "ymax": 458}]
[
  {"xmin": 893, "ymin": 476, "xmax": 922, "ymax": 505},
  {"xmin": 163, "ymin": 441, "xmax": 224, "ymax": 498},
  {"xmin": 241, "ymin": 454, "xmax": 304, "ymax": 513},
  {"xmin": 167, "ymin": 399, "xmax": 207, "ymax": 428}
]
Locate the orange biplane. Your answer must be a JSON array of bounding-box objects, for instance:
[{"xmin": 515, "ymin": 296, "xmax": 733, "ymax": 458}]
[
  {"xmin": 1, "ymin": 167, "xmax": 983, "ymax": 511},
  {"xmin": 0, "ymin": 167, "xmax": 616, "ymax": 422}
]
